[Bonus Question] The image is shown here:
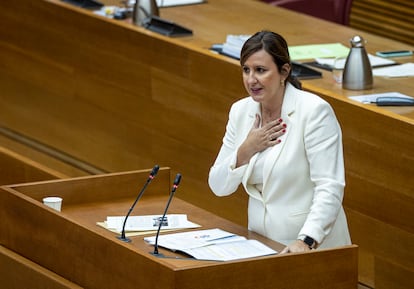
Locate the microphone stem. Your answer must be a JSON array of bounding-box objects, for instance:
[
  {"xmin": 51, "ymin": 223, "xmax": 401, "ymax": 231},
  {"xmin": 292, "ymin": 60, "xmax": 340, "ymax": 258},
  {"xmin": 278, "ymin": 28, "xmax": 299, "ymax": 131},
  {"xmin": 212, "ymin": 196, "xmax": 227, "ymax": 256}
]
[
  {"xmin": 117, "ymin": 165, "xmax": 159, "ymax": 242},
  {"xmin": 153, "ymin": 190, "xmax": 176, "ymax": 254},
  {"xmin": 120, "ymin": 177, "xmax": 152, "ymax": 239}
]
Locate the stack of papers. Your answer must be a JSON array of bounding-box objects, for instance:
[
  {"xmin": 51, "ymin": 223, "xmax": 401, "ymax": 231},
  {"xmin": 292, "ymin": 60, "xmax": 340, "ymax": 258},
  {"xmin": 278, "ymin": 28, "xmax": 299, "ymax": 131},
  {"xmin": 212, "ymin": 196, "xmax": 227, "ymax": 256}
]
[
  {"xmin": 97, "ymin": 214, "xmax": 200, "ymax": 235},
  {"xmin": 221, "ymin": 35, "xmax": 251, "ymax": 59},
  {"xmin": 144, "ymin": 228, "xmax": 277, "ymax": 261}
]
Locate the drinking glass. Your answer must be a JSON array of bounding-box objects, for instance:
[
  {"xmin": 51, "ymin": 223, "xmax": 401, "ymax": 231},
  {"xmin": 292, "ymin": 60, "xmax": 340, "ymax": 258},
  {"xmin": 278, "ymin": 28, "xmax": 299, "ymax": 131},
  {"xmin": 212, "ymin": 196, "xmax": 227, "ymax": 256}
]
[{"xmin": 332, "ymin": 56, "xmax": 347, "ymax": 84}]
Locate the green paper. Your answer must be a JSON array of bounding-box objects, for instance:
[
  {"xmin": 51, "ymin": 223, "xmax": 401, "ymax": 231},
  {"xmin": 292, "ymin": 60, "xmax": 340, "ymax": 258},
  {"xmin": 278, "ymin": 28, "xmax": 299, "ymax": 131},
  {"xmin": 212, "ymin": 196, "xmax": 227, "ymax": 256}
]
[{"xmin": 288, "ymin": 43, "xmax": 350, "ymax": 60}]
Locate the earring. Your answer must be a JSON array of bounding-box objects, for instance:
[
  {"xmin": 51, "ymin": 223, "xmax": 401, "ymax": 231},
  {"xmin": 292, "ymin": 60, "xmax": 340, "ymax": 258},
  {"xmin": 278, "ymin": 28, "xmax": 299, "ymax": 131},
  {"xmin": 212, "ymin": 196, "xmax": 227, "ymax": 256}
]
[{"xmin": 280, "ymin": 79, "xmax": 285, "ymax": 87}]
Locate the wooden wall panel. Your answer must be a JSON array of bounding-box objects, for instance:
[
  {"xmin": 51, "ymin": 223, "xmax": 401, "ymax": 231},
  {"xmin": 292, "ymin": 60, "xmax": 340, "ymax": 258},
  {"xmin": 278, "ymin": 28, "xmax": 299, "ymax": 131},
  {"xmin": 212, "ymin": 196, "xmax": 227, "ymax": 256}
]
[
  {"xmin": 0, "ymin": 245, "xmax": 83, "ymax": 289},
  {"xmin": 0, "ymin": 0, "xmax": 249, "ymax": 224},
  {"xmin": 345, "ymin": 208, "xmax": 414, "ymax": 288},
  {"xmin": 0, "ymin": 146, "xmax": 62, "ymax": 185},
  {"xmin": 350, "ymin": 0, "xmax": 414, "ymax": 46},
  {"xmin": 375, "ymin": 256, "xmax": 414, "ymax": 289}
]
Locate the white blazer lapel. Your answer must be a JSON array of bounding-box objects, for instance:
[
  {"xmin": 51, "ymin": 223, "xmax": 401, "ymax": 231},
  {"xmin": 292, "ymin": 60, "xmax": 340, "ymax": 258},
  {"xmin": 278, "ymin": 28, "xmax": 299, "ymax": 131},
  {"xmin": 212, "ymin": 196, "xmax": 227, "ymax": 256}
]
[{"xmin": 262, "ymin": 84, "xmax": 297, "ymax": 187}]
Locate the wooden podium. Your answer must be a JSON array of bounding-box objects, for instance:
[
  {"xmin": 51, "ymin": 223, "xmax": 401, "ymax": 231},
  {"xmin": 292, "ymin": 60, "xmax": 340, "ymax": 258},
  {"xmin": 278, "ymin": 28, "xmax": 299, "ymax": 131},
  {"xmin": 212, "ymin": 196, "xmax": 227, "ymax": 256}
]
[{"xmin": 0, "ymin": 168, "xmax": 358, "ymax": 289}]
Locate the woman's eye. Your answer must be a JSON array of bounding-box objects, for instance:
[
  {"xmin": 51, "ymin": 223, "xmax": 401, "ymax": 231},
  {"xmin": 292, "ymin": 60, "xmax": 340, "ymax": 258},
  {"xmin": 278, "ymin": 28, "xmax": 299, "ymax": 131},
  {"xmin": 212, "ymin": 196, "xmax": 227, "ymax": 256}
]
[
  {"xmin": 256, "ymin": 67, "xmax": 266, "ymax": 73},
  {"xmin": 242, "ymin": 67, "xmax": 250, "ymax": 73}
]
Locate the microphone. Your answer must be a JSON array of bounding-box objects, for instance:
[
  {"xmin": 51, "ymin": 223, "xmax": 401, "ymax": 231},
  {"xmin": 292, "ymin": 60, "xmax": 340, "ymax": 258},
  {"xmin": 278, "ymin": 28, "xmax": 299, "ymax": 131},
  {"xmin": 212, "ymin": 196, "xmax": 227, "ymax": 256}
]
[
  {"xmin": 117, "ymin": 164, "xmax": 160, "ymax": 242},
  {"xmin": 151, "ymin": 173, "xmax": 182, "ymax": 256}
]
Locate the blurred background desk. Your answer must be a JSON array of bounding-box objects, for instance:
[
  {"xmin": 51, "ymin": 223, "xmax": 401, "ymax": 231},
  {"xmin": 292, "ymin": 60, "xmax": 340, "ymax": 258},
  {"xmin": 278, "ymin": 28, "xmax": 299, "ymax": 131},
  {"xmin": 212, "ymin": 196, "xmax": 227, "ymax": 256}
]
[{"xmin": 0, "ymin": 0, "xmax": 413, "ymax": 288}]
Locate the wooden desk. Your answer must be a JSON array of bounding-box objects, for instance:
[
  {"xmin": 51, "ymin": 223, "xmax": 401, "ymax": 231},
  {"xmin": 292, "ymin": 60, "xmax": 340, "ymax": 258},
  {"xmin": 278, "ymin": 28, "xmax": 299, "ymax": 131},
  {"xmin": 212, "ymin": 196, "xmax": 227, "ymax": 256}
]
[
  {"xmin": 0, "ymin": 1, "xmax": 413, "ymax": 288},
  {"xmin": 0, "ymin": 168, "xmax": 358, "ymax": 289}
]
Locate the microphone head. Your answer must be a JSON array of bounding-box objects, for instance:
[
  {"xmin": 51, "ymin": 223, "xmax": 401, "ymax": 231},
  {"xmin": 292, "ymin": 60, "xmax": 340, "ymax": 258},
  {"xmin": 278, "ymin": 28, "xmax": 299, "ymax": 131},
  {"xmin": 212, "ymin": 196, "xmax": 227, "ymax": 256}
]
[
  {"xmin": 150, "ymin": 165, "xmax": 160, "ymax": 178},
  {"xmin": 173, "ymin": 173, "xmax": 182, "ymax": 186},
  {"xmin": 171, "ymin": 173, "xmax": 181, "ymax": 193}
]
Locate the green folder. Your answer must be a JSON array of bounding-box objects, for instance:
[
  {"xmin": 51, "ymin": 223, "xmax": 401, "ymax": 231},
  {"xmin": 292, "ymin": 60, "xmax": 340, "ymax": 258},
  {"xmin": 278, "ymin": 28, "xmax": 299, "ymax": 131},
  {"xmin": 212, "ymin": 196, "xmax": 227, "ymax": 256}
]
[{"xmin": 289, "ymin": 43, "xmax": 350, "ymax": 60}]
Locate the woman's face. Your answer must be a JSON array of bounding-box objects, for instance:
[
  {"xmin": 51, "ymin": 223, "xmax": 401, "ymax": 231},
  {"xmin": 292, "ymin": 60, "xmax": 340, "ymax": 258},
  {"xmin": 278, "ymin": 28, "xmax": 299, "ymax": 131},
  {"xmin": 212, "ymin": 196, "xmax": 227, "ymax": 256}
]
[{"xmin": 242, "ymin": 49, "xmax": 288, "ymax": 105}]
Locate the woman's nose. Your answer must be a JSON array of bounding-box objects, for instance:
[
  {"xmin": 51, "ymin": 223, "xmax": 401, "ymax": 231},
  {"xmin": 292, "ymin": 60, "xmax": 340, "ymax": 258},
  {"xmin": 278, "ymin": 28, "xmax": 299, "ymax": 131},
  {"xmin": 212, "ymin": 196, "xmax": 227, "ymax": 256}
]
[{"xmin": 247, "ymin": 72, "xmax": 257, "ymax": 84}]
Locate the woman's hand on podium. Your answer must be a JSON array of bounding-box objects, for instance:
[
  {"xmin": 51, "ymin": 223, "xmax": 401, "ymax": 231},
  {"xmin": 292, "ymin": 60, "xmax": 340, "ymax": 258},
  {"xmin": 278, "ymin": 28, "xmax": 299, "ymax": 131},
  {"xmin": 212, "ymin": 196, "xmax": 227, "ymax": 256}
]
[{"xmin": 279, "ymin": 240, "xmax": 312, "ymax": 254}]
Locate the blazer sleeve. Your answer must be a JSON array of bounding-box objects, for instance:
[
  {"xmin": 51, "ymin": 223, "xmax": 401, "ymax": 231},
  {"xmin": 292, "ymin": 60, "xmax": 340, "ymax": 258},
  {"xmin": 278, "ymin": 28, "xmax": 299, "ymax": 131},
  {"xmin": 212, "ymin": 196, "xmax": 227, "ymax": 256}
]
[
  {"xmin": 298, "ymin": 99, "xmax": 346, "ymax": 244},
  {"xmin": 208, "ymin": 103, "xmax": 248, "ymax": 196}
]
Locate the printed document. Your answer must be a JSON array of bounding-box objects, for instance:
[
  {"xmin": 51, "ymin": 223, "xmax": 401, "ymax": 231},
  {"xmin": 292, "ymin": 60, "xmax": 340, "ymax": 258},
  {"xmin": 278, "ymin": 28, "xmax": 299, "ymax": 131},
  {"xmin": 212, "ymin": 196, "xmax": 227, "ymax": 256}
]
[
  {"xmin": 104, "ymin": 214, "xmax": 200, "ymax": 233},
  {"xmin": 144, "ymin": 228, "xmax": 277, "ymax": 261}
]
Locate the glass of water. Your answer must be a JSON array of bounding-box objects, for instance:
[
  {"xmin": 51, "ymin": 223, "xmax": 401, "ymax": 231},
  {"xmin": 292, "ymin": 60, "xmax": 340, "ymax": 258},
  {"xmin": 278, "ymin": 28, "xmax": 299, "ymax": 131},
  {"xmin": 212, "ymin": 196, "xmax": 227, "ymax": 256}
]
[{"xmin": 332, "ymin": 56, "xmax": 347, "ymax": 84}]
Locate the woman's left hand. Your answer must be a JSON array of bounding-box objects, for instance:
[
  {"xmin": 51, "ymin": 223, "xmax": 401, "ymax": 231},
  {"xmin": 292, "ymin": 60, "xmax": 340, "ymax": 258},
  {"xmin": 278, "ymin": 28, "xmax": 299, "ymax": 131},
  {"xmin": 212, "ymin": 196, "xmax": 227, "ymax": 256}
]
[{"xmin": 279, "ymin": 240, "xmax": 312, "ymax": 254}]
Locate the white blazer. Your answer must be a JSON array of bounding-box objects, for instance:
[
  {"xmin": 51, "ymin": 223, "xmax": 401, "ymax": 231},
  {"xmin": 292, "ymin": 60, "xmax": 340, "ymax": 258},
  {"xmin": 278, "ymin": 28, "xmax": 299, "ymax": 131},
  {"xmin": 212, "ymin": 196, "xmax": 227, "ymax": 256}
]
[{"xmin": 208, "ymin": 83, "xmax": 351, "ymax": 248}]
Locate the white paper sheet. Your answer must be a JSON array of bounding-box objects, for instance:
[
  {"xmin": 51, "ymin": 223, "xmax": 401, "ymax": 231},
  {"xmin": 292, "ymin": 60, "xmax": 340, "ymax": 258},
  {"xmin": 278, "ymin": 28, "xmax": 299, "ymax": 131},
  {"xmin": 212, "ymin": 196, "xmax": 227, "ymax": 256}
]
[
  {"xmin": 348, "ymin": 92, "xmax": 414, "ymax": 104},
  {"xmin": 181, "ymin": 239, "xmax": 276, "ymax": 261},
  {"xmin": 373, "ymin": 62, "xmax": 414, "ymax": 77},
  {"xmin": 315, "ymin": 54, "xmax": 396, "ymax": 69},
  {"xmin": 106, "ymin": 214, "xmax": 200, "ymax": 232},
  {"xmin": 144, "ymin": 228, "xmax": 277, "ymax": 261}
]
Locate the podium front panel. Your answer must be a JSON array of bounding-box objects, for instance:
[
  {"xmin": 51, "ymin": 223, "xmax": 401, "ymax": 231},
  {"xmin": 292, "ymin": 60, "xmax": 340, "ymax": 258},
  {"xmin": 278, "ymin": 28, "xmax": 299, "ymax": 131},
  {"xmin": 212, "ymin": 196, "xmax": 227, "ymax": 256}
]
[{"xmin": 0, "ymin": 168, "xmax": 358, "ymax": 289}]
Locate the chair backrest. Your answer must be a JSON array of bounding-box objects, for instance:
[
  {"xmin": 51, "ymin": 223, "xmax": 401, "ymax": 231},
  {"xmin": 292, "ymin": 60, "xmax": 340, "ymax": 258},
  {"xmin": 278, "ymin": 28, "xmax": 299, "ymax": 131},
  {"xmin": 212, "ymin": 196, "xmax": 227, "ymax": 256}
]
[{"xmin": 263, "ymin": 0, "xmax": 353, "ymax": 25}]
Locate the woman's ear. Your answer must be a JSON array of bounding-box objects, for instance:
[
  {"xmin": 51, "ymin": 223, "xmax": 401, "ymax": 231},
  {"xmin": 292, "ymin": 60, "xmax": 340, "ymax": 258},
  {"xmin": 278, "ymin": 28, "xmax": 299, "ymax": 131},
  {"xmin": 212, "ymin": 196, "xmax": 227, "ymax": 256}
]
[{"xmin": 281, "ymin": 63, "xmax": 291, "ymax": 77}]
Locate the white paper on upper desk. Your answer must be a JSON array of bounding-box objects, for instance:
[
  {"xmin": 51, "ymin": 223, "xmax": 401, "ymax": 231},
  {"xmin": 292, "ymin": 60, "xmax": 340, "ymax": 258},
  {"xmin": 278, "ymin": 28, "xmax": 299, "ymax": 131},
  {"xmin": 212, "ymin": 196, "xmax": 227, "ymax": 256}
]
[
  {"xmin": 315, "ymin": 54, "xmax": 396, "ymax": 69},
  {"xmin": 221, "ymin": 35, "xmax": 251, "ymax": 59},
  {"xmin": 106, "ymin": 214, "xmax": 200, "ymax": 232},
  {"xmin": 373, "ymin": 62, "xmax": 414, "ymax": 77},
  {"xmin": 349, "ymin": 92, "xmax": 414, "ymax": 104}
]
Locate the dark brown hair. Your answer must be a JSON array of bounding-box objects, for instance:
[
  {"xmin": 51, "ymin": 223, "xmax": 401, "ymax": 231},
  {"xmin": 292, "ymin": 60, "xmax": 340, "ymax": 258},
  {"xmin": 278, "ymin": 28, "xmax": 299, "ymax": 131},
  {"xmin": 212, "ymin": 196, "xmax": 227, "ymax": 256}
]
[{"xmin": 240, "ymin": 31, "xmax": 302, "ymax": 89}]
